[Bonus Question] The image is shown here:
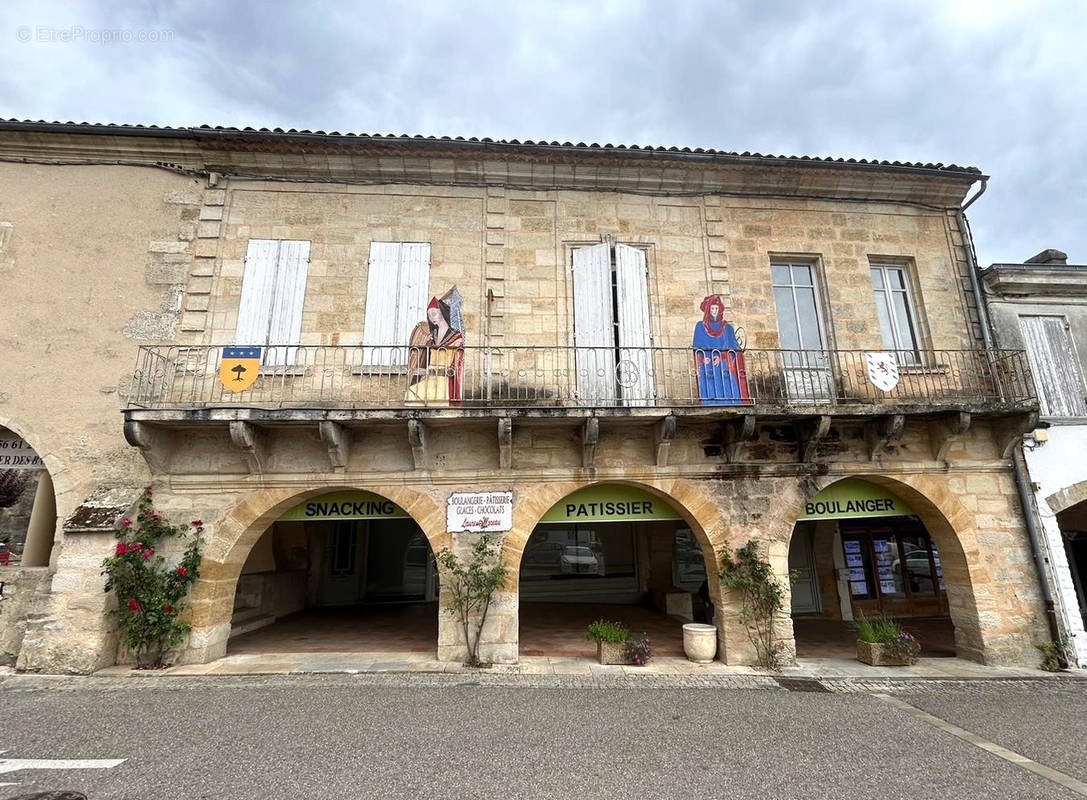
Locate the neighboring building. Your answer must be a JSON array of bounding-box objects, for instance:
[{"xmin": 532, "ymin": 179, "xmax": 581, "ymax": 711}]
[
  {"xmin": 0, "ymin": 120, "xmax": 1047, "ymax": 673},
  {"xmin": 983, "ymin": 249, "xmax": 1087, "ymax": 667}
]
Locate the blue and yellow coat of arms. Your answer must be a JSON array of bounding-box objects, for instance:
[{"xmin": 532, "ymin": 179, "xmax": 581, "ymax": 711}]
[{"xmin": 219, "ymin": 346, "xmax": 262, "ymax": 392}]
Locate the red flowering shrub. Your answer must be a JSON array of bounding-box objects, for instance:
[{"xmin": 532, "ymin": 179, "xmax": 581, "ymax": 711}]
[{"xmin": 101, "ymin": 488, "xmax": 203, "ymax": 668}]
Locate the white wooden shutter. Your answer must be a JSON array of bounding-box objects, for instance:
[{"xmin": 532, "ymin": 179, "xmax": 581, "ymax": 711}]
[
  {"xmin": 362, "ymin": 243, "xmax": 404, "ymax": 365},
  {"xmin": 572, "ymin": 243, "xmax": 616, "ymax": 402},
  {"xmin": 615, "ymin": 244, "xmax": 654, "ymax": 406},
  {"xmin": 235, "ymin": 239, "xmax": 280, "ymax": 348},
  {"xmin": 1020, "ymin": 315, "xmax": 1087, "ymax": 417},
  {"xmin": 398, "ymin": 243, "xmax": 431, "ymax": 348},
  {"xmin": 265, "ymin": 240, "xmax": 310, "ymax": 366}
]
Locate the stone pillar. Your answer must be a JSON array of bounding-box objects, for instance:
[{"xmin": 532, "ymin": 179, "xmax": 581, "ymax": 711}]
[{"xmin": 20, "ymin": 470, "xmax": 56, "ymax": 567}]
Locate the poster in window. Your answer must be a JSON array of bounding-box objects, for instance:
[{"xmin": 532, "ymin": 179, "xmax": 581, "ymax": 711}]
[
  {"xmin": 845, "ymin": 553, "xmax": 864, "ymax": 568},
  {"xmin": 848, "ymin": 567, "xmax": 866, "ymax": 582},
  {"xmin": 404, "ymin": 285, "xmax": 465, "ymax": 407},
  {"xmin": 850, "ymin": 581, "xmax": 869, "ymax": 596},
  {"xmin": 844, "ymin": 540, "xmax": 862, "ymax": 554},
  {"xmin": 692, "ymin": 294, "xmax": 749, "ymax": 405}
]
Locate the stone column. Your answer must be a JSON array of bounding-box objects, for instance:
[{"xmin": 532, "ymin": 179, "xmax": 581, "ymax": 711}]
[{"xmin": 20, "ymin": 470, "xmax": 56, "ymax": 567}]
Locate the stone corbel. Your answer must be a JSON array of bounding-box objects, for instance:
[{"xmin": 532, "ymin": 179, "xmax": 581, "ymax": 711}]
[
  {"xmin": 229, "ymin": 420, "xmax": 266, "ymax": 474},
  {"xmin": 796, "ymin": 415, "xmax": 831, "ymax": 463},
  {"xmin": 929, "ymin": 411, "xmax": 971, "ymax": 462},
  {"xmin": 318, "ymin": 421, "xmax": 352, "ymax": 470},
  {"xmin": 123, "ymin": 420, "xmax": 173, "ymax": 475},
  {"xmin": 582, "ymin": 417, "xmax": 599, "ymax": 468},
  {"xmin": 654, "ymin": 415, "xmax": 677, "ymax": 467},
  {"xmin": 408, "ymin": 419, "xmax": 428, "ymax": 470},
  {"xmin": 866, "ymin": 414, "xmax": 905, "ymax": 460},
  {"xmin": 993, "ymin": 411, "xmax": 1040, "ymax": 459},
  {"xmin": 723, "ymin": 414, "xmax": 758, "ymax": 463},
  {"xmin": 498, "ymin": 417, "xmax": 512, "ymax": 470}
]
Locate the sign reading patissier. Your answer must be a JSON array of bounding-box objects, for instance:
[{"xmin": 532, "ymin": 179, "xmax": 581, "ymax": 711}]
[
  {"xmin": 799, "ymin": 479, "xmax": 914, "ymax": 521},
  {"xmin": 447, "ymin": 491, "xmax": 513, "ymax": 533},
  {"xmin": 540, "ymin": 485, "xmax": 683, "ymax": 523},
  {"xmin": 280, "ymin": 491, "xmax": 408, "ymax": 522},
  {"xmin": 0, "ymin": 435, "xmax": 45, "ymax": 471}
]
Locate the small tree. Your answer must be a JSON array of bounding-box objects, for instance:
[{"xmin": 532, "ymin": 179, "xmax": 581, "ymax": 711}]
[
  {"xmin": 101, "ymin": 487, "xmax": 203, "ymax": 669},
  {"xmin": 436, "ymin": 532, "xmax": 509, "ymax": 667},
  {"xmin": 719, "ymin": 540, "xmax": 790, "ymax": 670}
]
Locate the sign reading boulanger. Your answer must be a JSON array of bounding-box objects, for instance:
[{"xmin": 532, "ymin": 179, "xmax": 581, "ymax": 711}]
[
  {"xmin": 447, "ymin": 491, "xmax": 513, "ymax": 533},
  {"xmin": 799, "ymin": 479, "xmax": 914, "ymax": 521},
  {"xmin": 280, "ymin": 491, "xmax": 408, "ymax": 521},
  {"xmin": 540, "ymin": 485, "xmax": 683, "ymax": 523},
  {"xmin": 0, "ymin": 436, "xmax": 44, "ymax": 471}
]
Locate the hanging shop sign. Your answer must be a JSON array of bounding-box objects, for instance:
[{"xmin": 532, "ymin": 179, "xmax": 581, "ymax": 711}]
[
  {"xmin": 447, "ymin": 491, "xmax": 513, "ymax": 533},
  {"xmin": 799, "ymin": 479, "xmax": 914, "ymax": 521},
  {"xmin": 540, "ymin": 485, "xmax": 683, "ymax": 524},
  {"xmin": 280, "ymin": 491, "xmax": 408, "ymax": 522},
  {"xmin": 219, "ymin": 346, "xmax": 262, "ymax": 392},
  {"xmin": 0, "ymin": 435, "xmax": 44, "ymax": 471}
]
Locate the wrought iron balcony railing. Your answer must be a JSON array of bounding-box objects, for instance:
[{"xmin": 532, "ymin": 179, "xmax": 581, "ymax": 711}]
[{"xmin": 126, "ymin": 345, "xmax": 1035, "ymax": 413}]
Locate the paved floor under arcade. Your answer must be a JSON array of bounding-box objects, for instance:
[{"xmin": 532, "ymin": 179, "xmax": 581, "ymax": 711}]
[{"xmin": 226, "ymin": 602, "xmax": 957, "ymax": 661}]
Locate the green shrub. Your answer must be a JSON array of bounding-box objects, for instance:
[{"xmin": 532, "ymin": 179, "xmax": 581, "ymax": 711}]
[
  {"xmin": 1036, "ymin": 641, "xmax": 1069, "ymax": 672},
  {"xmin": 854, "ymin": 612, "xmax": 903, "ymax": 643},
  {"xmin": 586, "ymin": 619, "xmax": 628, "ymax": 644}
]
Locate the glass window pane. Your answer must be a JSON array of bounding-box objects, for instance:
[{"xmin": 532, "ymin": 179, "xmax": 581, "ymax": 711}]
[
  {"xmin": 365, "ymin": 519, "xmax": 428, "ymax": 600},
  {"xmin": 842, "ymin": 537, "xmax": 874, "ymax": 598},
  {"xmin": 899, "ymin": 534, "xmax": 937, "ymax": 597},
  {"xmin": 873, "ymin": 537, "xmax": 906, "ymax": 598},
  {"xmin": 870, "ymin": 268, "xmax": 885, "ymax": 289},
  {"xmin": 794, "ymin": 287, "xmax": 823, "ymax": 349},
  {"xmin": 774, "ymin": 287, "xmax": 800, "ymax": 349},
  {"xmin": 891, "ymin": 291, "xmax": 918, "ymax": 351},
  {"xmin": 888, "ymin": 268, "xmax": 907, "ymax": 290},
  {"xmin": 873, "ymin": 290, "xmax": 896, "ymax": 350},
  {"xmin": 673, "ymin": 528, "xmax": 705, "ymax": 591},
  {"xmin": 792, "ymin": 265, "xmax": 813, "ymax": 286},
  {"xmin": 771, "ymin": 264, "xmax": 792, "ymax": 285}
]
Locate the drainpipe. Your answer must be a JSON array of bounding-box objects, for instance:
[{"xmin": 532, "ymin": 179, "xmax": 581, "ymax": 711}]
[{"xmin": 957, "ymin": 181, "xmax": 1063, "ymax": 647}]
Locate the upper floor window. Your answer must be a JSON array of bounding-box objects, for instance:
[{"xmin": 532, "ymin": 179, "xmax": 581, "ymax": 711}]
[
  {"xmin": 870, "ymin": 263, "xmax": 921, "ymax": 364},
  {"xmin": 571, "ymin": 241, "xmax": 653, "ymax": 405},
  {"xmin": 362, "ymin": 242, "xmax": 431, "ymax": 365},
  {"xmin": 236, "ymin": 239, "xmax": 311, "ymax": 366},
  {"xmin": 1019, "ymin": 315, "xmax": 1087, "ymax": 417}
]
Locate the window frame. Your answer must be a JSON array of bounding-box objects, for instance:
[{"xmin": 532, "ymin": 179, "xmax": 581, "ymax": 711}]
[
  {"xmin": 360, "ymin": 241, "xmax": 432, "ymax": 368},
  {"xmin": 869, "ymin": 261, "xmax": 924, "ymax": 366}
]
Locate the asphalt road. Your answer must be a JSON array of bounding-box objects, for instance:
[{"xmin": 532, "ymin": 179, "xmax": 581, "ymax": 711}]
[{"xmin": 1, "ymin": 674, "xmax": 1084, "ymax": 799}]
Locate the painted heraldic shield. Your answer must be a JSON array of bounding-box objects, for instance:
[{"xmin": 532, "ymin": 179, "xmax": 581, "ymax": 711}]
[
  {"xmin": 865, "ymin": 351, "xmax": 900, "ymax": 392},
  {"xmin": 219, "ymin": 346, "xmax": 262, "ymax": 392}
]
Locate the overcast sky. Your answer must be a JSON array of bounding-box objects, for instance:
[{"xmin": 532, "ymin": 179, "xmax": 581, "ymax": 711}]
[{"xmin": 2, "ymin": 0, "xmax": 1084, "ymax": 266}]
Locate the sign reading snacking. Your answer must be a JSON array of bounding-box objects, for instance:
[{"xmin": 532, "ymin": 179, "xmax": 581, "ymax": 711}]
[
  {"xmin": 280, "ymin": 491, "xmax": 409, "ymax": 521},
  {"xmin": 540, "ymin": 485, "xmax": 683, "ymax": 523}
]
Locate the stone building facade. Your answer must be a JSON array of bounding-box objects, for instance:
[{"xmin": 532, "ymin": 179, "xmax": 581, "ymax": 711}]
[
  {"xmin": 983, "ymin": 249, "xmax": 1087, "ymax": 667},
  {"xmin": 0, "ymin": 121, "xmax": 1046, "ymax": 673}
]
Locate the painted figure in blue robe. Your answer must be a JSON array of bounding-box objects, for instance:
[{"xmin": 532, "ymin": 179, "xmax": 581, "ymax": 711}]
[{"xmin": 692, "ymin": 294, "xmax": 749, "ymax": 405}]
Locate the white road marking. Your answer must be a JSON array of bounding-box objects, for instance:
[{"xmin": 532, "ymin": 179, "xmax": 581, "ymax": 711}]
[
  {"xmin": 0, "ymin": 757, "xmax": 125, "ymax": 775},
  {"xmin": 874, "ymin": 694, "xmax": 1087, "ymax": 797}
]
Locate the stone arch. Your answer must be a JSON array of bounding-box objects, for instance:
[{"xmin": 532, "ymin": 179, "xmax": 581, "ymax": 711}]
[
  {"xmin": 181, "ymin": 483, "xmax": 447, "ymax": 664},
  {"xmin": 0, "ymin": 414, "xmax": 65, "ymax": 568},
  {"xmin": 1045, "ymin": 478, "xmax": 1087, "ymax": 516},
  {"xmin": 784, "ymin": 472, "xmax": 997, "ymax": 663},
  {"xmin": 504, "ymin": 477, "xmax": 731, "ymax": 605}
]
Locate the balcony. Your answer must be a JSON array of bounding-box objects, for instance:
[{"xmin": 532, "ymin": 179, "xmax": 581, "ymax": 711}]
[
  {"xmin": 125, "ymin": 344, "xmax": 1034, "ymax": 414},
  {"xmin": 122, "ymin": 345, "xmax": 1037, "ymax": 473}
]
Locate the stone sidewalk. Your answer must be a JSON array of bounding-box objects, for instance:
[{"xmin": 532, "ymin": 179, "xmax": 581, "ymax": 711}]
[{"xmin": 88, "ymin": 651, "xmax": 1087, "ymax": 681}]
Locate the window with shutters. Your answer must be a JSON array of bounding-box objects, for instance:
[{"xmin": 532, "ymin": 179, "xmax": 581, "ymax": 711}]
[
  {"xmin": 570, "ymin": 241, "xmax": 654, "ymax": 406},
  {"xmin": 235, "ymin": 239, "xmax": 311, "ymax": 366},
  {"xmin": 361, "ymin": 242, "xmax": 431, "ymax": 366},
  {"xmin": 1019, "ymin": 315, "xmax": 1087, "ymax": 417},
  {"xmin": 870, "ymin": 263, "xmax": 923, "ymax": 365}
]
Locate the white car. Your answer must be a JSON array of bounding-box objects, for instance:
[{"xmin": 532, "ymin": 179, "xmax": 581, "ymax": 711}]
[{"xmin": 560, "ymin": 545, "xmax": 605, "ymax": 576}]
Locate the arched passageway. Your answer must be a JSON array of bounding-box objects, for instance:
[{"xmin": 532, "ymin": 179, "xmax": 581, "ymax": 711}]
[
  {"xmin": 788, "ymin": 478, "xmax": 958, "ymax": 660},
  {"xmin": 516, "ymin": 483, "xmax": 714, "ymax": 659},
  {"xmin": 216, "ymin": 490, "xmax": 440, "ymax": 658}
]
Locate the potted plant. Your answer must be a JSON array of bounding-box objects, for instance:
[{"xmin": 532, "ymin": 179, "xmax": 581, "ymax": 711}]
[
  {"xmin": 586, "ymin": 619, "xmax": 629, "ymax": 664},
  {"xmin": 624, "ymin": 632, "xmax": 652, "ymax": 666},
  {"xmin": 854, "ymin": 613, "xmax": 921, "ymax": 666}
]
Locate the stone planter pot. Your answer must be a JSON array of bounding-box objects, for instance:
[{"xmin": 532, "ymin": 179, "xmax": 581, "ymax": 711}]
[
  {"xmin": 597, "ymin": 641, "xmax": 628, "ymax": 665},
  {"xmin": 682, "ymin": 623, "xmax": 718, "ymax": 663},
  {"xmin": 856, "ymin": 640, "xmax": 910, "ymax": 666}
]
